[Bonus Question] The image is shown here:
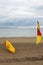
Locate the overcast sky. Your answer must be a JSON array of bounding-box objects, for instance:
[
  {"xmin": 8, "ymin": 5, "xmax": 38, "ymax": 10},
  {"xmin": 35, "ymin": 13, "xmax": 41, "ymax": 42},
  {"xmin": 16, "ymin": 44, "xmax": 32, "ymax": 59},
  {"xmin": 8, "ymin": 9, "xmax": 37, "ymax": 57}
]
[{"xmin": 0, "ymin": 0, "xmax": 43, "ymax": 25}]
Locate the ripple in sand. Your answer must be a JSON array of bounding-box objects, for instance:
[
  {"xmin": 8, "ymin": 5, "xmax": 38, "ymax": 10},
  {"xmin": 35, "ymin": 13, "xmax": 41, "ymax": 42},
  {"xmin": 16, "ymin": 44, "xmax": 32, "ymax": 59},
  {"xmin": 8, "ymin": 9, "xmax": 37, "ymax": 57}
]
[{"xmin": 0, "ymin": 55, "xmax": 43, "ymax": 63}]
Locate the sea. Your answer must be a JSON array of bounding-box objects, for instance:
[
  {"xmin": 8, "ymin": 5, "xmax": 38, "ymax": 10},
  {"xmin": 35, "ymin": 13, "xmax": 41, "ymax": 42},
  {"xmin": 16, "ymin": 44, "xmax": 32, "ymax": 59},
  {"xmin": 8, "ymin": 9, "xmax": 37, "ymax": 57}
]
[{"xmin": 0, "ymin": 27, "xmax": 43, "ymax": 37}]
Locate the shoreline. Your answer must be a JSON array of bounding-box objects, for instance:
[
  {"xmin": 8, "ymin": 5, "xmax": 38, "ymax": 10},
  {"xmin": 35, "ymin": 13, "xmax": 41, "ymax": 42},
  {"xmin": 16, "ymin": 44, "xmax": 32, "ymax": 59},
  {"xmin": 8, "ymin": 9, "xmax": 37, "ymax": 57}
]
[
  {"xmin": 0, "ymin": 37, "xmax": 36, "ymax": 44},
  {"xmin": 0, "ymin": 36, "xmax": 43, "ymax": 44}
]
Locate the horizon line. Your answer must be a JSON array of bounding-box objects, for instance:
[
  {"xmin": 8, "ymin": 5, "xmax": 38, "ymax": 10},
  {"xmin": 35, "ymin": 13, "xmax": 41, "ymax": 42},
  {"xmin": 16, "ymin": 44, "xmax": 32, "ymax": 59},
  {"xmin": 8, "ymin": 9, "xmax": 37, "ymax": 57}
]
[{"xmin": 0, "ymin": 26, "xmax": 43, "ymax": 28}]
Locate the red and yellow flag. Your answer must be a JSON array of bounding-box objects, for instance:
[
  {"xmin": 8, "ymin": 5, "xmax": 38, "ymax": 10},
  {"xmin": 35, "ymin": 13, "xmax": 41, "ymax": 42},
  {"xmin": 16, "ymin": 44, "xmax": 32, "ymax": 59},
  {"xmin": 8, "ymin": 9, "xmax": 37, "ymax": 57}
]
[{"xmin": 36, "ymin": 21, "xmax": 42, "ymax": 44}]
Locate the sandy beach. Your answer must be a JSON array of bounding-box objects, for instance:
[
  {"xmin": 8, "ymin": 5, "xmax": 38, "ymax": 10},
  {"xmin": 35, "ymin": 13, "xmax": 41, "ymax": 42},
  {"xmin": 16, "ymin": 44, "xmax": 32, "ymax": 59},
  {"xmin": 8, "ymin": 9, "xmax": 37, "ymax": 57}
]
[{"xmin": 0, "ymin": 37, "xmax": 43, "ymax": 65}]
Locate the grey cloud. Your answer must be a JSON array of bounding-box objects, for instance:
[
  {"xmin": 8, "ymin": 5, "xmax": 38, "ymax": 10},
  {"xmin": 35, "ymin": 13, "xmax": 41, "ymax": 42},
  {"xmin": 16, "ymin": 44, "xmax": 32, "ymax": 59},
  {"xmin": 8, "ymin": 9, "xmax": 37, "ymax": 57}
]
[
  {"xmin": 30, "ymin": 5, "xmax": 43, "ymax": 17},
  {"xmin": 32, "ymin": 6, "xmax": 43, "ymax": 10},
  {"xmin": 0, "ymin": 0, "xmax": 43, "ymax": 21}
]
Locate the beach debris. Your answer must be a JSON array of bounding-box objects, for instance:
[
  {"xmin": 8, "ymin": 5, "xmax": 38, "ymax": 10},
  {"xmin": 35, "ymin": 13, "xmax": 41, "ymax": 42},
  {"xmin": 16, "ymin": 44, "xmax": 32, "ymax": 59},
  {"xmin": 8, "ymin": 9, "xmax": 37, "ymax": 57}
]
[
  {"xmin": 36, "ymin": 21, "xmax": 42, "ymax": 44},
  {"xmin": 5, "ymin": 40, "xmax": 16, "ymax": 53}
]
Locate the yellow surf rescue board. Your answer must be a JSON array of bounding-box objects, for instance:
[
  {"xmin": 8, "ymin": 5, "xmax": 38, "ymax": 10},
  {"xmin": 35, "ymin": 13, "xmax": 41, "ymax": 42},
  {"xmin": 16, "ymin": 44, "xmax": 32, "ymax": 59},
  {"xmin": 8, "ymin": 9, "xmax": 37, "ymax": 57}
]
[{"xmin": 5, "ymin": 40, "xmax": 16, "ymax": 53}]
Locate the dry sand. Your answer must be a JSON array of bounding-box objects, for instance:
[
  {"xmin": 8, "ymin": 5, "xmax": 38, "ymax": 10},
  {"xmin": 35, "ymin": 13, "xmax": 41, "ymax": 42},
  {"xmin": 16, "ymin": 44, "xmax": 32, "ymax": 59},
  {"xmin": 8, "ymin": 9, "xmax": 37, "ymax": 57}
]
[{"xmin": 0, "ymin": 37, "xmax": 43, "ymax": 65}]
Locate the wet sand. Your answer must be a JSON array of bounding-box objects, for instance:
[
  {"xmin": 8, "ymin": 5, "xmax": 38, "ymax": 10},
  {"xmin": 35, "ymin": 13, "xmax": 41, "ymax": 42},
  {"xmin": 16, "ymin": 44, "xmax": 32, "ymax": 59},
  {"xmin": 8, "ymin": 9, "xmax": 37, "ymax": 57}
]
[{"xmin": 0, "ymin": 37, "xmax": 43, "ymax": 65}]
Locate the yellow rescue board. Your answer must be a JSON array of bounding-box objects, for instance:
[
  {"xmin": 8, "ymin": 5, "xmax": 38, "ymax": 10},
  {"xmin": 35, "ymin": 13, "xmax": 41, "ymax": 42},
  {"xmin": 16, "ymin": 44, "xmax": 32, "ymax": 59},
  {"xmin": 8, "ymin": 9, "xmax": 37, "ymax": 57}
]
[
  {"xmin": 36, "ymin": 36, "xmax": 41, "ymax": 44},
  {"xmin": 5, "ymin": 40, "xmax": 16, "ymax": 53}
]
